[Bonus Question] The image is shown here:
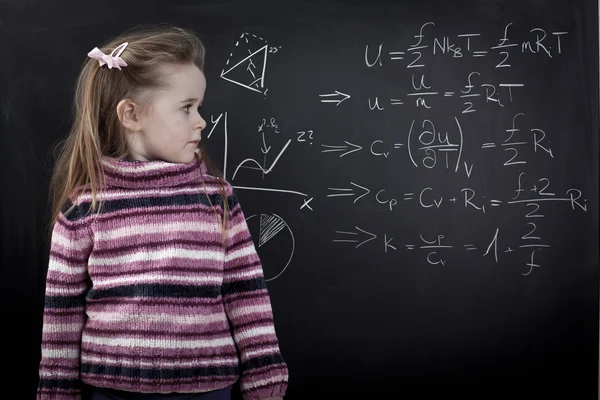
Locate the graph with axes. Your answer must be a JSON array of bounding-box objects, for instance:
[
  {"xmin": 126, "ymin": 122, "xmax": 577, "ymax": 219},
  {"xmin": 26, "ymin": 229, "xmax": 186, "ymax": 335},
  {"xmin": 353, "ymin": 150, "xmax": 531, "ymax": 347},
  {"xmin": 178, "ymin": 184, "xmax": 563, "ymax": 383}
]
[{"xmin": 205, "ymin": 111, "xmax": 309, "ymax": 281}]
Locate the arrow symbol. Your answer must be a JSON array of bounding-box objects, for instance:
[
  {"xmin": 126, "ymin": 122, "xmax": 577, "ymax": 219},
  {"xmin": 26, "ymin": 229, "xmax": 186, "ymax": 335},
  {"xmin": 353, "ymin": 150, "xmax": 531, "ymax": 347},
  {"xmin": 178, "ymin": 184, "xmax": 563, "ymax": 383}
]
[
  {"xmin": 319, "ymin": 90, "xmax": 351, "ymax": 106},
  {"xmin": 321, "ymin": 141, "xmax": 363, "ymax": 158},
  {"xmin": 327, "ymin": 182, "xmax": 371, "ymax": 203},
  {"xmin": 260, "ymin": 132, "xmax": 271, "ymax": 154},
  {"xmin": 333, "ymin": 226, "xmax": 377, "ymax": 248}
]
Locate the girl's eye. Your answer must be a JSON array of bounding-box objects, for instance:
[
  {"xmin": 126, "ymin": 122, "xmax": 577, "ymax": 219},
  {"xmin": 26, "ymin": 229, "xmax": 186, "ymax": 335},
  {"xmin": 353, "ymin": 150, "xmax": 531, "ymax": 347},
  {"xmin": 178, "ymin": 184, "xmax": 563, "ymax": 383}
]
[{"xmin": 183, "ymin": 105, "xmax": 203, "ymax": 114}]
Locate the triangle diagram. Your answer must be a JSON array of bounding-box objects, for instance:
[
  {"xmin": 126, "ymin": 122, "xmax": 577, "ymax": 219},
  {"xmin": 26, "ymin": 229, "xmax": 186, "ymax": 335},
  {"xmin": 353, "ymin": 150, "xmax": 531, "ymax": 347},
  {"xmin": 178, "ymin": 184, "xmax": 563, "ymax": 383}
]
[{"xmin": 221, "ymin": 44, "xmax": 268, "ymax": 94}]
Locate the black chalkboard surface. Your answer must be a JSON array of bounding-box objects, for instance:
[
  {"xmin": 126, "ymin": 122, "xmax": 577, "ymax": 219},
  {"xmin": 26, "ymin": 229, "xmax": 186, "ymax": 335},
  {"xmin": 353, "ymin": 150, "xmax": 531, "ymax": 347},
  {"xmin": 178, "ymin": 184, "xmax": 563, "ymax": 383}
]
[{"xmin": 1, "ymin": 0, "xmax": 598, "ymax": 399}]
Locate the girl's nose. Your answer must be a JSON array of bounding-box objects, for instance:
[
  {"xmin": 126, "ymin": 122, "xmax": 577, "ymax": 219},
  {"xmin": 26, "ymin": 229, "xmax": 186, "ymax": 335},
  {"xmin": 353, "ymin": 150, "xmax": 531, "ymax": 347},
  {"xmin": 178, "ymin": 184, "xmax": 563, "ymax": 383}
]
[{"xmin": 196, "ymin": 115, "xmax": 206, "ymax": 131}]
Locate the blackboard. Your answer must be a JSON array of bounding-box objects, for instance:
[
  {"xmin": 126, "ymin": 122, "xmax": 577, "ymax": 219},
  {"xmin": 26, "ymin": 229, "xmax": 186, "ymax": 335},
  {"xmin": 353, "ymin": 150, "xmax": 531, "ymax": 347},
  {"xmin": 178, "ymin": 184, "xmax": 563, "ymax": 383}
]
[{"xmin": 1, "ymin": 0, "xmax": 598, "ymax": 399}]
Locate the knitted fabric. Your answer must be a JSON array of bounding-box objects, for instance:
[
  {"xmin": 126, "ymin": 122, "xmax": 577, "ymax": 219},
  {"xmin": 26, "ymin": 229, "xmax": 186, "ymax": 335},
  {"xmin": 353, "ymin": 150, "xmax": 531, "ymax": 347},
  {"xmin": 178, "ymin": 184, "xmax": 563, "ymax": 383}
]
[{"xmin": 37, "ymin": 155, "xmax": 288, "ymax": 400}]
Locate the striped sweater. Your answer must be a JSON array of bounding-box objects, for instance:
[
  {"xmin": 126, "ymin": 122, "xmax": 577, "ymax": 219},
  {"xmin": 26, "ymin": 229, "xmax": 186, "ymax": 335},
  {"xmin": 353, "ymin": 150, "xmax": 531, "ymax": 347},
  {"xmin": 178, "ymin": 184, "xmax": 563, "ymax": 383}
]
[{"xmin": 37, "ymin": 155, "xmax": 288, "ymax": 400}]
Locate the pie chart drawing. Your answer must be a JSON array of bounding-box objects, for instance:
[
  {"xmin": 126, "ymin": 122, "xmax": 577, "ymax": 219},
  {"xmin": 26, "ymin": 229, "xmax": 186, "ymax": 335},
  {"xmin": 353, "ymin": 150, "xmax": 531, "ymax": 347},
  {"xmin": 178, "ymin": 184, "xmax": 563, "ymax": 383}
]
[{"xmin": 246, "ymin": 213, "xmax": 294, "ymax": 281}]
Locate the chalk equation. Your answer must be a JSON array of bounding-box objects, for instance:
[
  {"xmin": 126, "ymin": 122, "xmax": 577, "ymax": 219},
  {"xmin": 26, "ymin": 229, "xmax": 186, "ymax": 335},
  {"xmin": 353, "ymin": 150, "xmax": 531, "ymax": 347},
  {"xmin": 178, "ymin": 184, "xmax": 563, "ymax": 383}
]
[
  {"xmin": 320, "ymin": 22, "xmax": 567, "ymax": 111},
  {"xmin": 320, "ymin": 72, "xmax": 524, "ymax": 112},
  {"xmin": 333, "ymin": 226, "xmax": 550, "ymax": 276},
  {"xmin": 327, "ymin": 174, "xmax": 587, "ymax": 214},
  {"xmin": 365, "ymin": 22, "xmax": 567, "ymax": 67},
  {"xmin": 320, "ymin": 113, "xmax": 553, "ymax": 174},
  {"xmin": 207, "ymin": 22, "xmax": 586, "ymax": 278},
  {"xmin": 318, "ymin": 21, "xmax": 583, "ymax": 276}
]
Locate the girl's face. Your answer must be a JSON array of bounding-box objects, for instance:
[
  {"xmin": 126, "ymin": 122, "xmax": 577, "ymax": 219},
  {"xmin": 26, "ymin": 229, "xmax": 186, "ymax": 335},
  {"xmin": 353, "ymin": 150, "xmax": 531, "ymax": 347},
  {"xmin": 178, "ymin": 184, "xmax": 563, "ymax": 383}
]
[{"xmin": 125, "ymin": 63, "xmax": 207, "ymax": 163}]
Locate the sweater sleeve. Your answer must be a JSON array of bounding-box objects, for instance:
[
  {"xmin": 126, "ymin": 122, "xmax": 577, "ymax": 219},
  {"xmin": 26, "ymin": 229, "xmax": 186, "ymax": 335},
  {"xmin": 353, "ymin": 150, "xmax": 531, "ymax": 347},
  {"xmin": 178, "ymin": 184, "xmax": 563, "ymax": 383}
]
[
  {"xmin": 220, "ymin": 184, "xmax": 289, "ymax": 400},
  {"xmin": 37, "ymin": 201, "xmax": 93, "ymax": 400}
]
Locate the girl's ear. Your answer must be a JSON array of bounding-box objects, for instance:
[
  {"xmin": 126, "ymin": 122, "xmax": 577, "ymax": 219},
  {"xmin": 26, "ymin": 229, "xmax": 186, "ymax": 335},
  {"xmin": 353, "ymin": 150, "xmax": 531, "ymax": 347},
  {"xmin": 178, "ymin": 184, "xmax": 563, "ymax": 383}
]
[{"xmin": 116, "ymin": 98, "xmax": 143, "ymax": 132}]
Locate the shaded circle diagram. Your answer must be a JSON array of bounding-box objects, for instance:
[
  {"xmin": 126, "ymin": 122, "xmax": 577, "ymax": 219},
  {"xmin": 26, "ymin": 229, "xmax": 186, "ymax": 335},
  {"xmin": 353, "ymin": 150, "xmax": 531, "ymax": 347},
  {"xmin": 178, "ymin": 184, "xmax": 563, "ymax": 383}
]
[{"xmin": 245, "ymin": 214, "xmax": 294, "ymax": 281}]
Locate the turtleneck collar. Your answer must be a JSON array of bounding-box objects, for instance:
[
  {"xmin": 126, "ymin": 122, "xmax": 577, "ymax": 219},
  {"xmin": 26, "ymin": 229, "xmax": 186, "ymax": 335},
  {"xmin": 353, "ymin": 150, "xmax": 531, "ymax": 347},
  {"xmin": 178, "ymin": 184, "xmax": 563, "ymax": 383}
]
[{"xmin": 100, "ymin": 154, "xmax": 208, "ymax": 189}]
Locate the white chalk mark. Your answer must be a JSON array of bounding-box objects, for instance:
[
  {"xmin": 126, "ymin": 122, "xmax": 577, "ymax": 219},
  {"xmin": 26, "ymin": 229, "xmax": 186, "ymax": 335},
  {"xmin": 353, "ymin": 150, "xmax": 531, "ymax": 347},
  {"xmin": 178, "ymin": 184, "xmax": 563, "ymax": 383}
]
[
  {"xmin": 355, "ymin": 227, "xmax": 377, "ymax": 248},
  {"xmin": 501, "ymin": 141, "xmax": 527, "ymax": 146},
  {"xmin": 246, "ymin": 213, "xmax": 294, "ymax": 282},
  {"xmin": 232, "ymin": 139, "xmax": 291, "ymax": 180},
  {"xmin": 206, "ymin": 112, "xmax": 228, "ymax": 179},
  {"xmin": 232, "ymin": 185, "xmax": 307, "ymax": 197},
  {"xmin": 259, "ymin": 214, "xmax": 287, "ymax": 247},
  {"xmin": 221, "ymin": 74, "xmax": 262, "ymax": 94},
  {"xmin": 319, "ymin": 90, "xmax": 351, "ymax": 106},
  {"xmin": 327, "ymin": 182, "xmax": 370, "ymax": 203},
  {"xmin": 207, "ymin": 113, "xmax": 223, "ymax": 139},
  {"xmin": 523, "ymin": 249, "xmax": 541, "ymax": 276},
  {"xmin": 484, "ymin": 228, "xmax": 499, "ymax": 262},
  {"xmin": 418, "ymin": 144, "xmax": 458, "ymax": 150},
  {"xmin": 491, "ymin": 43, "xmax": 519, "ymax": 49},
  {"xmin": 238, "ymin": 166, "xmax": 263, "ymax": 171},
  {"xmin": 320, "ymin": 141, "xmax": 362, "ymax": 158},
  {"xmin": 407, "ymin": 119, "xmax": 417, "ymax": 167},
  {"xmin": 507, "ymin": 197, "xmax": 571, "ymax": 204},
  {"xmin": 365, "ymin": 44, "xmax": 383, "ymax": 67},
  {"xmin": 327, "ymin": 194, "xmax": 355, "ymax": 198},
  {"xmin": 464, "ymin": 162, "xmax": 473, "ymax": 178},
  {"xmin": 261, "ymin": 131, "xmax": 271, "ymax": 154},
  {"xmin": 333, "ymin": 227, "xmax": 377, "ymax": 248},
  {"xmin": 454, "ymin": 116, "xmax": 463, "ymax": 172},
  {"xmin": 221, "ymin": 44, "xmax": 268, "ymax": 94},
  {"xmin": 351, "ymin": 182, "xmax": 370, "ymax": 203},
  {"xmin": 406, "ymin": 92, "xmax": 439, "ymax": 96}
]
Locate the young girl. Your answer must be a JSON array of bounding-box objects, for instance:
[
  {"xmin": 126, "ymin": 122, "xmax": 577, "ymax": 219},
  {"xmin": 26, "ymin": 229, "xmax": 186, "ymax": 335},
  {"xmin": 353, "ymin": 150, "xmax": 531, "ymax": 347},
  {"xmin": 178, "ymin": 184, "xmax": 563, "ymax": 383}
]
[{"xmin": 36, "ymin": 24, "xmax": 288, "ymax": 400}]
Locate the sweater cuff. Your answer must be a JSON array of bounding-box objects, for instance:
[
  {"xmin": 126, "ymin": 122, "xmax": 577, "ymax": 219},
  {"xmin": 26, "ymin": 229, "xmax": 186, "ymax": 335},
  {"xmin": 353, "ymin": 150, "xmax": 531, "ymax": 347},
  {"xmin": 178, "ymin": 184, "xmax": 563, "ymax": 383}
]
[
  {"xmin": 242, "ymin": 382, "xmax": 288, "ymax": 400},
  {"xmin": 36, "ymin": 390, "xmax": 82, "ymax": 400}
]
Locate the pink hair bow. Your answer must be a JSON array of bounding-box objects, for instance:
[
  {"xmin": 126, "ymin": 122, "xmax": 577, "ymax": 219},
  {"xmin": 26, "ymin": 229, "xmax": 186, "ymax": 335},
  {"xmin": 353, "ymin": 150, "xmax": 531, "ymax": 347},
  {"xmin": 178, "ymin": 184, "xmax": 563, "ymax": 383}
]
[{"xmin": 87, "ymin": 42, "xmax": 129, "ymax": 70}]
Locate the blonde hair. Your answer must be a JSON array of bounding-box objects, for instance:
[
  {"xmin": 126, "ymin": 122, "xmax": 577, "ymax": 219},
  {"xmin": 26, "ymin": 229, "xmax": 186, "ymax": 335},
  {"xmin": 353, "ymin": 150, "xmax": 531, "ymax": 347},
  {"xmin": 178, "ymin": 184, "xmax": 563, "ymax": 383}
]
[{"xmin": 47, "ymin": 23, "xmax": 228, "ymax": 238}]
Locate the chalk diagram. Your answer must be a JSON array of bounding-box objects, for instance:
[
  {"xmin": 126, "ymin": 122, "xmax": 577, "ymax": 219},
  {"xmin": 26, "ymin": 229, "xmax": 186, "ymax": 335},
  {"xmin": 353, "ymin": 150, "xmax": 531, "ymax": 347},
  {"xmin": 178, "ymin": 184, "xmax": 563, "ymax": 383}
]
[
  {"xmin": 208, "ymin": 111, "xmax": 314, "ymax": 210},
  {"xmin": 221, "ymin": 32, "xmax": 281, "ymax": 95},
  {"xmin": 205, "ymin": 112, "xmax": 310, "ymax": 281},
  {"xmin": 232, "ymin": 116, "xmax": 291, "ymax": 182},
  {"xmin": 246, "ymin": 214, "xmax": 295, "ymax": 281}
]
